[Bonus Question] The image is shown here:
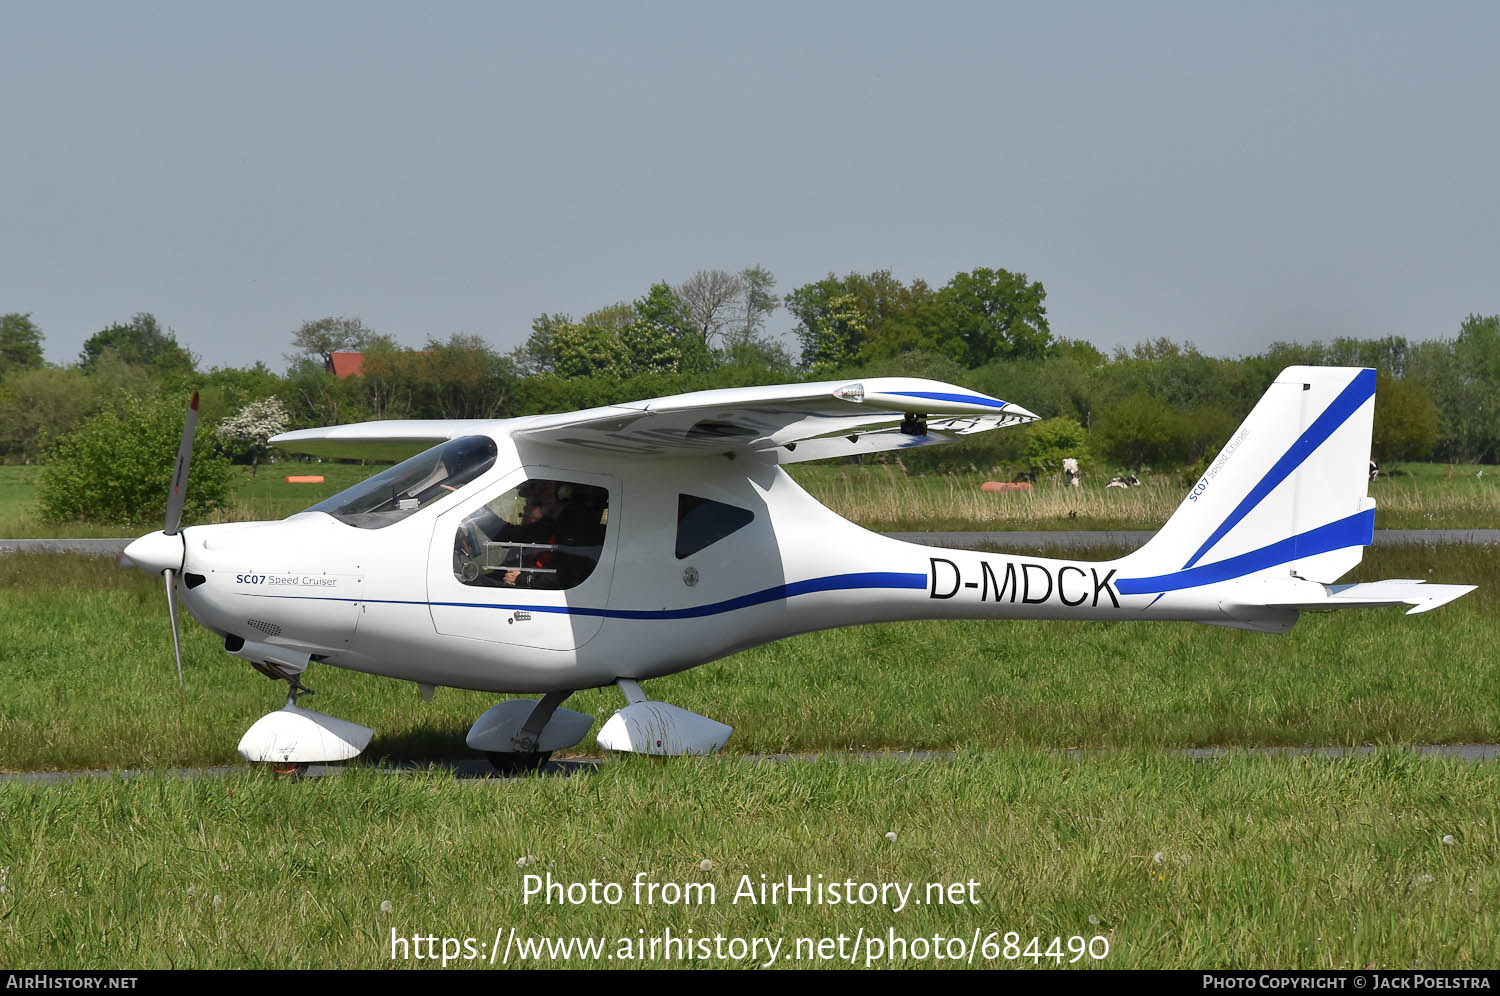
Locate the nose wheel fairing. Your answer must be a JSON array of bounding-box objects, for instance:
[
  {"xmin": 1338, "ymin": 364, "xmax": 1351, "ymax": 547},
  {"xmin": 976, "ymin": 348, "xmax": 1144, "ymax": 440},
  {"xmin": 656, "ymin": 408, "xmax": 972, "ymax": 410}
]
[{"xmin": 236, "ymin": 704, "xmax": 374, "ymax": 764}]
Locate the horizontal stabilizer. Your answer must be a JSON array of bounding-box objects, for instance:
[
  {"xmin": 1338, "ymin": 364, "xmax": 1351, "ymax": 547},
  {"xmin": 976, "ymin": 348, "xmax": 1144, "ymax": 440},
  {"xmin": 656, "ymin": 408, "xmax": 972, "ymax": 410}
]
[{"xmin": 1264, "ymin": 578, "xmax": 1476, "ymax": 615}]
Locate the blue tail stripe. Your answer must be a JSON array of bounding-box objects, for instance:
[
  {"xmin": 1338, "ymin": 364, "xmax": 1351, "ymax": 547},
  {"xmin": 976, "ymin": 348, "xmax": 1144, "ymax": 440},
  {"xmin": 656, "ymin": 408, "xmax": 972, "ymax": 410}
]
[
  {"xmin": 1183, "ymin": 368, "xmax": 1375, "ymax": 570},
  {"xmin": 1119, "ymin": 508, "xmax": 1374, "ymax": 596}
]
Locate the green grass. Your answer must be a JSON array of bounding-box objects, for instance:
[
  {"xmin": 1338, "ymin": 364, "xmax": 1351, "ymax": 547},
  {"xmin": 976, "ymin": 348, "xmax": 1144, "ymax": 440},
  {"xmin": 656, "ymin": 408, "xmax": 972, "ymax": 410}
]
[
  {"xmin": 788, "ymin": 462, "xmax": 1500, "ymax": 532},
  {"xmin": 2, "ymin": 752, "xmax": 1498, "ymax": 968},
  {"xmin": 1, "ymin": 545, "xmax": 1497, "ymax": 969},
  {"xmin": 3, "ymin": 461, "xmax": 1498, "ymax": 536},
  {"xmin": 1, "ymin": 545, "xmax": 1494, "ymax": 771}
]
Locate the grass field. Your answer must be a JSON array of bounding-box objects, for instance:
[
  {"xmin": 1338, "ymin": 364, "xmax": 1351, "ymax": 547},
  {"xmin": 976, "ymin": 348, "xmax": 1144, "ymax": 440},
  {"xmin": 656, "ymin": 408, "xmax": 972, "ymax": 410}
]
[
  {"xmin": 1, "ymin": 538, "xmax": 1495, "ymax": 969},
  {"xmin": 790, "ymin": 462, "xmax": 1500, "ymax": 532},
  {"xmin": 2, "ymin": 753, "xmax": 1498, "ymax": 968},
  {"xmin": 2, "ymin": 460, "xmax": 1498, "ymax": 536},
  {"xmin": 1, "ymin": 545, "xmax": 1494, "ymax": 771}
]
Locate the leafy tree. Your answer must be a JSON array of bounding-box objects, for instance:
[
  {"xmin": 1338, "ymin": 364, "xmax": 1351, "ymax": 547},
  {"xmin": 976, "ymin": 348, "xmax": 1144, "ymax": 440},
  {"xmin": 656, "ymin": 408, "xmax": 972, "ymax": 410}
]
[
  {"xmin": 0, "ymin": 367, "xmax": 95, "ymax": 463},
  {"xmin": 1372, "ymin": 372, "xmax": 1438, "ymax": 461},
  {"xmin": 716, "ymin": 334, "xmax": 797, "ymax": 376},
  {"xmin": 581, "ymin": 302, "xmax": 636, "ymax": 331},
  {"xmin": 1407, "ymin": 315, "xmax": 1500, "ymax": 462},
  {"xmin": 216, "ymin": 396, "xmax": 290, "ymax": 476},
  {"xmin": 797, "ymin": 293, "xmax": 866, "ymax": 373},
  {"xmin": 633, "ymin": 282, "xmax": 711, "ymax": 373},
  {"xmin": 290, "ymin": 316, "xmax": 376, "ymax": 369},
  {"xmin": 1023, "ymin": 417, "xmax": 1089, "ymax": 477},
  {"xmin": 38, "ymin": 396, "xmax": 230, "ymax": 525},
  {"xmin": 928, "ymin": 268, "xmax": 1050, "ymax": 366},
  {"xmin": 1094, "ymin": 392, "xmax": 1187, "ymax": 470},
  {"xmin": 1179, "ymin": 405, "xmax": 1238, "ymax": 465},
  {"xmin": 551, "ymin": 323, "xmax": 629, "ymax": 379},
  {"xmin": 513, "ymin": 312, "xmax": 571, "ymax": 376},
  {"xmin": 736, "ymin": 264, "xmax": 780, "ymax": 345},
  {"xmin": 362, "ymin": 335, "xmax": 518, "ymax": 419},
  {"xmin": 0, "ymin": 313, "xmax": 45, "ymax": 376},
  {"xmin": 1327, "ymin": 335, "xmax": 1409, "ymax": 378},
  {"xmin": 855, "ymin": 348, "xmax": 967, "ymax": 384},
  {"xmin": 788, "ymin": 269, "xmax": 937, "ymax": 367},
  {"xmin": 282, "ymin": 355, "xmax": 372, "ymax": 428},
  {"xmin": 79, "ymin": 313, "xmax": 196, "ymax": 374},
  {"xmin": 0, "ymin": 356, "xmax": 161, "ymax": 463},
  {"xmin": 193, "ymin": 363, "xmax": 286, "ymax": 430},
  {"xmin": 619, "ymin": 320, "xmax": 686, "ymax": 375}
]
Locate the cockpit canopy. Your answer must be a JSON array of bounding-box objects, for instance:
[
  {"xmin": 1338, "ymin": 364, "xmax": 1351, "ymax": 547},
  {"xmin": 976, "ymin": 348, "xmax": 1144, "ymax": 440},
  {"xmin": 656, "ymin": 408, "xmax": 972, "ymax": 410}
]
[{"xmin": 303, "ymin": 435, "xmax": 498, "ymax": 529}]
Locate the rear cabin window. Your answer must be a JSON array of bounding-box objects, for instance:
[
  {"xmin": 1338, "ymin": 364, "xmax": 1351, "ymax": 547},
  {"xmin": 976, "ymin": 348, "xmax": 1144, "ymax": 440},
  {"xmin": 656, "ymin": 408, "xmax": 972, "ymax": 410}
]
[
  {"xmin": 453, "ymin": 479, "xmax": 609, "ymax": 590},
  {"xmin": 675, "ymin": 494, "xmax": 754, "ymax": 559},
  {"xmin": 305, "ymin": 436, "xmax": 497, "ymax": 529}
]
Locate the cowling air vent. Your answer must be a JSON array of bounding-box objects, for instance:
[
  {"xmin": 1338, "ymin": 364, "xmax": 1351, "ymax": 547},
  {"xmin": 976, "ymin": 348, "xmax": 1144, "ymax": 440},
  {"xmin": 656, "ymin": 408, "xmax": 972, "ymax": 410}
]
[{"xmin": 248, "ymin": 618, "xmax": 283, "ymax": 637}]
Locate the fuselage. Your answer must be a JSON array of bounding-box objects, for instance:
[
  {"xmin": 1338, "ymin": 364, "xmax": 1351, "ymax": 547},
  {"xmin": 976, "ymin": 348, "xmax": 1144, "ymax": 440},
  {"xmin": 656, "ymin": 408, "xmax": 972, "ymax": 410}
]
[{"xmin": 165, "ymin": 427, "xmax": 1289, "ymax": 696}]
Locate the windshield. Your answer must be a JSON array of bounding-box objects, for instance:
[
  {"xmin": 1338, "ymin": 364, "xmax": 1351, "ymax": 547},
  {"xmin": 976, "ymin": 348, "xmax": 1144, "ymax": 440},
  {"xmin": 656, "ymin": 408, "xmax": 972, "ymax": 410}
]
[{"xmin": 303, "ymin": 435, "xmax": 499, "ymax": 529}]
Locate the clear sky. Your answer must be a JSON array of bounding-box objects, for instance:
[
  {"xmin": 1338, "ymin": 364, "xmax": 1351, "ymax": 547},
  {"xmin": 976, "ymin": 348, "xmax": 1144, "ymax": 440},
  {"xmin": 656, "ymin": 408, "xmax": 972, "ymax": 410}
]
[{"xmin": 3, "ymin": 1, "xmax": 1496, "ymax": 371}]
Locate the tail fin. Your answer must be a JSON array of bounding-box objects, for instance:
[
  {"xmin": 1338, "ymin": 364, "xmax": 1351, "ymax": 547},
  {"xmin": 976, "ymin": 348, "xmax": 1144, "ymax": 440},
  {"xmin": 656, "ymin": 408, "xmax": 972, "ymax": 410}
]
[{"xmin": 1120, "ymin": 367, "xmax": 1377, "ymax": 595}]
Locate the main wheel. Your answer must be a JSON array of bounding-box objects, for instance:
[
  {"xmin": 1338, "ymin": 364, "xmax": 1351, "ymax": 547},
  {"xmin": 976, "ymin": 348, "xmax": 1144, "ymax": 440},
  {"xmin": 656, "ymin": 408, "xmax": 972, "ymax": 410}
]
[{"xmin": 486, "ymin": 751, "xmax": 552, "ymax": 775}]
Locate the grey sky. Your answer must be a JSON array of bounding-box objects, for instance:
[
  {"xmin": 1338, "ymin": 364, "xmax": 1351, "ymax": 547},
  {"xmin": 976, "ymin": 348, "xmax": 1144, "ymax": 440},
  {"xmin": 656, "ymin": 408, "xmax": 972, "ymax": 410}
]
[{"xmin": 3, "ymin": 1, "xmax": 1495, "ymax": 371}]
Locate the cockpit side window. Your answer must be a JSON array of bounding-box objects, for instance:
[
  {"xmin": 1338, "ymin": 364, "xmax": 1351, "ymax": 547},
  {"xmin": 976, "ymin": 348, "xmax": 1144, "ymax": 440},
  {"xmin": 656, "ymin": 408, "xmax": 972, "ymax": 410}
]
[
  {"xmin": 675, "ymin": 494, "xmax": 754, "ymax": 559},
  {"xmin": 305, "ymin": 435, "xmax": 498, "ymax": 529},
  {"xmin": 453, "ymin": 479, "xmax": 609, "ymax": 590}
]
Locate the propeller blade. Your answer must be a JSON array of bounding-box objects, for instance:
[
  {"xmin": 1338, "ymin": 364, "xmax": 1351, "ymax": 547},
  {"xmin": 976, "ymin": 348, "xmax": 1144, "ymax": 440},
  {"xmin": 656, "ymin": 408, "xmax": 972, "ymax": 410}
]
[
  {"xmin": 165, "ymin": 392, "xmax": 199, "ymax": 536},
  {"xmin": 165, "ymin": 569, "xmax": 185, "ymax": 690}
]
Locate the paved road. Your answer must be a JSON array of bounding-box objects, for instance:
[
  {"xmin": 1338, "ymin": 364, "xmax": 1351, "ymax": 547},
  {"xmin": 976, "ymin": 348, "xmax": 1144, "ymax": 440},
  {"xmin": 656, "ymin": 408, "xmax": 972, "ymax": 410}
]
[
  {"xmin": 6, "ymin": 530, "xmax": 1500, "ymax": 557},
  {"xmin": 6, "ymin": 744, "xmax": 1500, "ymax": 783},
  {"xmin": 0, "ymin": 538, "xmax": 139, "ymax": 555}
]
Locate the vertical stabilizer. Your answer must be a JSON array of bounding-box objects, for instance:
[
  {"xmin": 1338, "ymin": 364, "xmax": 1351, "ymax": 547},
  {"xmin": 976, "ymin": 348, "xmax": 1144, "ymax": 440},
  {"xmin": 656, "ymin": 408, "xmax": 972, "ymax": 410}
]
[{"xmin": 1118, "ymin": 367, "xmax": 1376, "ymax": 596}]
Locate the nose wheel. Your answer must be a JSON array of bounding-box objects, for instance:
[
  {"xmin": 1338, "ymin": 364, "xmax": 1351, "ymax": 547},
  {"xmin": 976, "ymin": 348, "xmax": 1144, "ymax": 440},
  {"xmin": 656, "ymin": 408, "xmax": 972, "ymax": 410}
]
[{"xmin": 485, "ymin": 751, "xmax": 552, "ymax": 775}]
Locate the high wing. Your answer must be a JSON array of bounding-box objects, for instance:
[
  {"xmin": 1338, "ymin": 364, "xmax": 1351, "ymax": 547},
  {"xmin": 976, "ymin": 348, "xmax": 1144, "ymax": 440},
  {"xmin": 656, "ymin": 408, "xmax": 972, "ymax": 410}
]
[
  {"xmin": 271, "ymin": 378, "xmax": 1040, "ymax": 463},
  {"xmin": 271, "ymin": 419, "xmax": 495, "ymax": 461},
  {"xmin": 512, "ymin": 377, "xmax": 1038, "ymax": 462}
]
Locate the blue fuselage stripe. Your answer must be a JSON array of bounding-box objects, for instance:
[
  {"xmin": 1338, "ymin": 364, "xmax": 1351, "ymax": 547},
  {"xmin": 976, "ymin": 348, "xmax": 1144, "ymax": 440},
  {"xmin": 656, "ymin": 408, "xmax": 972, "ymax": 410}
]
[
  {"xmin": 1118, "ymin": 509, "xmax": 1375, "ymax": 595},
  {"xmin": 1184, "ymin": 369, "xmax": 1375, "ymax": 570},
  {"xmin": 244, "ymin": 571, "xmax": 930, "ymax": 620}
]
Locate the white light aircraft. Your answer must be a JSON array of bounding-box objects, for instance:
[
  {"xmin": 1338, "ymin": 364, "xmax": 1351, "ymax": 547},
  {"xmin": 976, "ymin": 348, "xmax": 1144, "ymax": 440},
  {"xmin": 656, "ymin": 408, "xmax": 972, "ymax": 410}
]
[{"xmin": 120, "ymin": 366, "xmax": 1473, "ymax": 771}]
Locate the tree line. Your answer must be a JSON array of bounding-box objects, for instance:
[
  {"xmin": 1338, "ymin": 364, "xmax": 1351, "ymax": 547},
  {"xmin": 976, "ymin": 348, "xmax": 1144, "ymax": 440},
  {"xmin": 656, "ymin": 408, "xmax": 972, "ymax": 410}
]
[{"xmin": 3, "ymin": 268, "xmax": 1498, "ymax": 479}]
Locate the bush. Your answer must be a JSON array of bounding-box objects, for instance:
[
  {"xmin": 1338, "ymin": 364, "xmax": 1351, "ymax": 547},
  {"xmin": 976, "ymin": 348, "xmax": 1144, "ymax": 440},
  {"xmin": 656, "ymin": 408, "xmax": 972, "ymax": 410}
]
[
  {"xmin": 1022, "ymin": 416, "xmax": 1089, "ymax": 476},
  {"xmin": 37, "ymin": 396, "xmax": 231, "ymax": 526}
]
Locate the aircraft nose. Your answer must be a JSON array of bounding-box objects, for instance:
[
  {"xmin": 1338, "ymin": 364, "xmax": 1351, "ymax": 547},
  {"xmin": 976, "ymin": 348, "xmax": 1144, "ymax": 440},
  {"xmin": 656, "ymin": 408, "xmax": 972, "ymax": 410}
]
[{"xmin": 120, "ymin": 530, "xmax": 185, "ymax": 574}]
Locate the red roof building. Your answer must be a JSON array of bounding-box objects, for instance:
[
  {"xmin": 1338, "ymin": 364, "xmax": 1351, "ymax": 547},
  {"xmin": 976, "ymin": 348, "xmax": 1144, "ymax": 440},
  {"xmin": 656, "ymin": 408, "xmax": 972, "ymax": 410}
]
[{"xmin": 328, "ymin": 352, "xmax": 365, "ymax": 378}]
